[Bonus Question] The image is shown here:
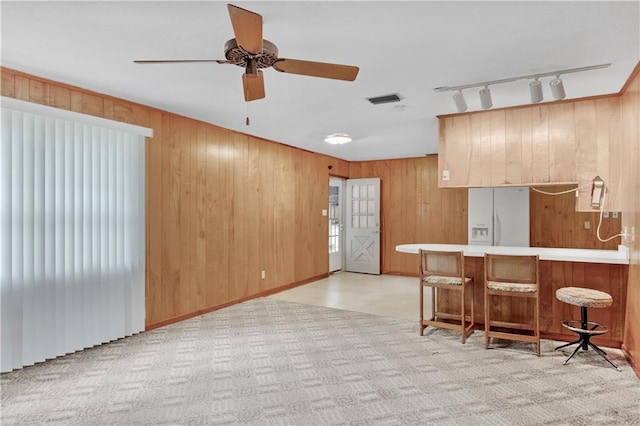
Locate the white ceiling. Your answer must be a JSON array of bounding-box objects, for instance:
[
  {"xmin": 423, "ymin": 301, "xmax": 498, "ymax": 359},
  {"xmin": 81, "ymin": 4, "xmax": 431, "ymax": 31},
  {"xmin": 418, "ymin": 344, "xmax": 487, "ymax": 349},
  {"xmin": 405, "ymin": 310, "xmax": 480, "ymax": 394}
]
[{"xmin": 2, "ymin": 1, "xmax": 639, "ymax": 161}]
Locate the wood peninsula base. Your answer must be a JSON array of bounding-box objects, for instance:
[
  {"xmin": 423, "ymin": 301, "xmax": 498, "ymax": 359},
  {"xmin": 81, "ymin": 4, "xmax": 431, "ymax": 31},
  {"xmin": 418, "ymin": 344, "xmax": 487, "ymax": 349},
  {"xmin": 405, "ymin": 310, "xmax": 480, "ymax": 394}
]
[{"xmin": 396, "ymin": 244, "xmax": 629, "ymax": 348}]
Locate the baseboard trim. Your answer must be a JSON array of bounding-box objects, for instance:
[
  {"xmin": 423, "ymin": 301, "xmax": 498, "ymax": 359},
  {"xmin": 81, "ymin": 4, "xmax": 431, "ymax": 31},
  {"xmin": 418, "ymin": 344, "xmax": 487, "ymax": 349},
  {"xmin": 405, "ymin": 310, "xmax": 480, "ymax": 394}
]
[
  {"xmin": 260, "ymin": 273, "xmax": 329, "ymax": 297},
  {"xmin": 145, "ymin": 273, "xmax": 329, "ymax": 331},
  {"xmin": 385, "ymin": 270, "xmax": 418, "ymax": 277}
]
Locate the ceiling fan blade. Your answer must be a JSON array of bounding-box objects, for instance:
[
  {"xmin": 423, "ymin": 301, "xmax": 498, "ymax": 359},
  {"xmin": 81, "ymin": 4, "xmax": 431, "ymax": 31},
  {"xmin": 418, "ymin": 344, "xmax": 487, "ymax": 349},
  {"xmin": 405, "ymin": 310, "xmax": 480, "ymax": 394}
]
[
  {"xmin": 272, "ymin": 59, "xmax": 359, "ymax": 81},
  {"xmin": 227, "ymin": 4, "xmax": 263, "ymax": 55},
  {"xmin": 242, "ymin": 71, "xmax": 265, "ymax": 102},
  {"xmin": 134, "ymin": 59, "xmax": 232, "ymax": 64}
]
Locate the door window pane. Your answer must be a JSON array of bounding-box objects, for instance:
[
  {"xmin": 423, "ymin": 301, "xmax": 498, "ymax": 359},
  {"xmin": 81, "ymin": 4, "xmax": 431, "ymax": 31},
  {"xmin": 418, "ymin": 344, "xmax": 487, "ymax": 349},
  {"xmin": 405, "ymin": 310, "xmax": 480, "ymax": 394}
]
[
  {"xmin": 352, "ymin": 185, "xmax": 359, "ymax": 199},
  {"xmin": 360, "ymin": 215, "xmax": 368, "ymax": 228}
]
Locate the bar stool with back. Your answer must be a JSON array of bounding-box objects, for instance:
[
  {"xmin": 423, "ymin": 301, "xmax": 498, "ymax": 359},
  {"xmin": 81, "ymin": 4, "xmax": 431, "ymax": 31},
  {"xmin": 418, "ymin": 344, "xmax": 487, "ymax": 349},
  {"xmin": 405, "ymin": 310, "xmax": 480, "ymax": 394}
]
[
  {"xmin": 484, "ymin": 253, "xmax": 541, "ymax": 356},
  {"xmin": 419, "ymin": 249, "xmax": 474, "ymax": 343}
]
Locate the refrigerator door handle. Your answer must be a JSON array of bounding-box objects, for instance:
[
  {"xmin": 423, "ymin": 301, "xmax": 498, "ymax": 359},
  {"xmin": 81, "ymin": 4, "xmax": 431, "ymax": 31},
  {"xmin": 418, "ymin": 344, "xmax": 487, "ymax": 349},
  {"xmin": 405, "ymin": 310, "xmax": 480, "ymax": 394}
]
[{"xmin": 494, "ymin": 209, "xmax": 500, "ymax": 246}]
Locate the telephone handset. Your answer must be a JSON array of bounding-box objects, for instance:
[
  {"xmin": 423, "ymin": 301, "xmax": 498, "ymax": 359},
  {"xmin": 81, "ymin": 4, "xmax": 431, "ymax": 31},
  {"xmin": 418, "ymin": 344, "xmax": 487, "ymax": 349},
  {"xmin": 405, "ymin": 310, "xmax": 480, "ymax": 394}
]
[{"xmin": 591, "ymin": 176, "xmax": 605, "ymax": 209}]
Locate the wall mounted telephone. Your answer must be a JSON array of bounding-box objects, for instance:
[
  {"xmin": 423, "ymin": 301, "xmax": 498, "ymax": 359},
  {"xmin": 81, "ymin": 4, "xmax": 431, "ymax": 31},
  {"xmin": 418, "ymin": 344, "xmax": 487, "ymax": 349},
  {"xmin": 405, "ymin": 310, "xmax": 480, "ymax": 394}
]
[{"xmin": 591, "ymin": 175, "xmax": 605, "ymax": 209}]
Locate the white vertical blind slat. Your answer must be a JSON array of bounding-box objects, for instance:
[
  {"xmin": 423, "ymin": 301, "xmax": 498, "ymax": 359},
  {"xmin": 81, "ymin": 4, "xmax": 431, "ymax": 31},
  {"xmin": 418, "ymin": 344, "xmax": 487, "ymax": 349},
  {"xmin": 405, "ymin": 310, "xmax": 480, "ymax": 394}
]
[
  {"xmin": 54, "ymin": 118, "xmax": 66, "ymax": 357},
  {"xmin": 1, "ymin": 111, "xmax": 12, "ymax": 372},
  {"xmin": 33, "ymin": 115, "xmax": 46, "ymax": 362},
  {"xmin": 22, "ymin": 113, "xmax": 35, "ymax": 367},
  {"xmin": 64, "ymin": 120, "xmax": 75, "ymax": 355},
  {"xmin": 81, "ymin": 125, "xmax": 93, "ymax": 348},
  {"xmin": 0, "ymin": 105, "xmax": 146, "ymax": 373},
  {"xmin": 11, "ymin": 112, "xmax": 24, "ymax": 370},
  {"xmin": 44, "ymin": 117, "xmax": 56, "ymax": 358}
]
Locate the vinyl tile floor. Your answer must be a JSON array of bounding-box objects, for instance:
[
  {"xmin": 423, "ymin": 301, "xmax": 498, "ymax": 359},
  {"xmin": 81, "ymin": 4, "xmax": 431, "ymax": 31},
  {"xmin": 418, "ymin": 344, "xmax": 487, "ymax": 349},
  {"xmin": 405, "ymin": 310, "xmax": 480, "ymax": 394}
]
[{"xmin": 268, "ymin": 271, "xmax": 423, "ymax": 321}]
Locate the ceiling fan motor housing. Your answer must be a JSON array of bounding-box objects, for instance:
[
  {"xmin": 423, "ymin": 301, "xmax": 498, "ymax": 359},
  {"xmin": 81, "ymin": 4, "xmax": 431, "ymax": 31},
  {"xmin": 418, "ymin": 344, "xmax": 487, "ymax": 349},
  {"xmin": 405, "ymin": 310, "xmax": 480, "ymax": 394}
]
[{"xmin": 224, "ymin": 38, "xmax": 279, "ymax": 69}]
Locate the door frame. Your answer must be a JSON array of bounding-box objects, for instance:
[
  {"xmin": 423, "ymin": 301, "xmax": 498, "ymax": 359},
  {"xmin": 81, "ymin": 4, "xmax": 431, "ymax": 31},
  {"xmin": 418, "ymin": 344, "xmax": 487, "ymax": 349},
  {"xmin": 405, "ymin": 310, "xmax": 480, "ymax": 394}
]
[{"xmin": 328, "ymin": 176, "xmax": 346, "ymax": 273}]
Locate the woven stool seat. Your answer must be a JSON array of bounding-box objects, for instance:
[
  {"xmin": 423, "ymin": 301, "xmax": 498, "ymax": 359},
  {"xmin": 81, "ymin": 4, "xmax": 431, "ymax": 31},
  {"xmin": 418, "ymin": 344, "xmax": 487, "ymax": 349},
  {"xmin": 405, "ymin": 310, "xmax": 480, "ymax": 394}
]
[
  {"xmin": 555, "ymin": 286, "xmax": 619, "ymax": 371},
  {"xmin": 556, "ymin": 287, "xmax": 612, "ymax": 308}
]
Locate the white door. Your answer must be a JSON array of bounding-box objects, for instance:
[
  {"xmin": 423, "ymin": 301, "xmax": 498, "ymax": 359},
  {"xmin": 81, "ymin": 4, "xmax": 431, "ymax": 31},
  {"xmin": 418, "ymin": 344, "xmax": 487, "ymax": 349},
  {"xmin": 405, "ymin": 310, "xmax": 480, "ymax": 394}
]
[
  {"xmin": 345, "ymin": 178, "xmax": 381, "ymax": 274},
  {"xmin": 328, "ymin": 177, "xmax": 345, "ymax": 272}
]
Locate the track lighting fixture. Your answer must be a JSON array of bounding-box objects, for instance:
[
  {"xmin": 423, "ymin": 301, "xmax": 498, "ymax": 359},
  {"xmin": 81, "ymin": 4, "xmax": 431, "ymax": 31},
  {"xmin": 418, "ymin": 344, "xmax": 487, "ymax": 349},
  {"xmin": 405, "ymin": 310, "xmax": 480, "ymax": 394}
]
[
  {"xmin": 529, "ymin": 78, "xmax": 543, "ymax": 103},
  {"xmin": 549, "ymin": 75, "xmax": 566, "ymax": 100},
  {"xmin": 434, "ymin": 63, "xmax": 610, "ymax": 111},
  {"xmin": 479, "ymin": 86, "xmax": 492, "ymax": 109},
  {"xmin": 453, "ymin": 90, "xmax": 467, "ymax": 112}
]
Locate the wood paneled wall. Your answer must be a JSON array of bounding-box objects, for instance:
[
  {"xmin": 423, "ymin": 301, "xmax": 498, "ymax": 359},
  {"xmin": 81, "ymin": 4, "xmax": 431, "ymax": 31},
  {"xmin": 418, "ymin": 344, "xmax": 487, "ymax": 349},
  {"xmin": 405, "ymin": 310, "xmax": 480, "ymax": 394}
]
[
  {"xmin": 1, "ymin": 67, "xmax": 349, "ymax": 328},
  {"xmin": 348, "ymin": 157, "xmax": 468, "ymax": 274},
  {"xmin": 620, "ymin": 64, "xmax": 640, "ymax": 375},
  {"xmin": 530, "ymin": 185, "xmax": 620, "ymax": 250}
]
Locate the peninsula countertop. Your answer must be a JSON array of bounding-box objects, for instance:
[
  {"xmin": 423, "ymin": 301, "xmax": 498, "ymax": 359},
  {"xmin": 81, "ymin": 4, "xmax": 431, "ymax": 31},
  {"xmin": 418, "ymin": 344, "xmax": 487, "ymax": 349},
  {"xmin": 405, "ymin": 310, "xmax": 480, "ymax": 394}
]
[{"xmin": 395, "ymin": 244, "xmax": 630, "ymax": 265}]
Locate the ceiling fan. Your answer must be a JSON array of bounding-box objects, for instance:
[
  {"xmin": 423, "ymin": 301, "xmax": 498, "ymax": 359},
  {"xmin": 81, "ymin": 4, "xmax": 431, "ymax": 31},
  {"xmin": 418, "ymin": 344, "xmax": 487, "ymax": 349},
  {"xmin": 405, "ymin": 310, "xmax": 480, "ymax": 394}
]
[{"xmin": 134, "ymin": 4, "xmax": 360, "ymax": 102}]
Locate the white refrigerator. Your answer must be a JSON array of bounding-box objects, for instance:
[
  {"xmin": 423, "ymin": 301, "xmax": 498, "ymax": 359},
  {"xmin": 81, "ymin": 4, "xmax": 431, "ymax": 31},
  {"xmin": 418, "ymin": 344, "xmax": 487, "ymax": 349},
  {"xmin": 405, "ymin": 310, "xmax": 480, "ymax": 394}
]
[{"xmin": 468, "ymin": 187, "xmax": 530, "ymax": 247}]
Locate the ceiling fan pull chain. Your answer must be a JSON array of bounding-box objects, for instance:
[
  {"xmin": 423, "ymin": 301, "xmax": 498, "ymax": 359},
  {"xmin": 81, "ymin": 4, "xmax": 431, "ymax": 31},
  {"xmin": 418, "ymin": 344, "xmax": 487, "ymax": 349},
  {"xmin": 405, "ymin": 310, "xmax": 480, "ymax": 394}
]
[{"xmin": 246, "ymin": 102, "xmax": 250, "ymax": 126}]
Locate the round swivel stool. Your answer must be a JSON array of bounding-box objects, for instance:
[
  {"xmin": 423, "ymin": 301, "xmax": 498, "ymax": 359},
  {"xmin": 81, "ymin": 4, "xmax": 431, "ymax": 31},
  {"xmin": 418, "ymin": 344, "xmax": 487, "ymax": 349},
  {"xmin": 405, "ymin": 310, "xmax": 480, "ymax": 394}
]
[{"xmin": 555, "ymin": 287, "xmax": 620, "ymax": 371}]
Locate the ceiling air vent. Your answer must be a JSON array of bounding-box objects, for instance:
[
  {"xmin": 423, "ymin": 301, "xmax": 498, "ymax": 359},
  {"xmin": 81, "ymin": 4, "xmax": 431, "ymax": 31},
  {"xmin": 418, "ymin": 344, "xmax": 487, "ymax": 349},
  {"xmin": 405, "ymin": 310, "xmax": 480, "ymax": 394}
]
[{"xmin": 367, "ymin": 93, "xmax": 402, "ymax": 105}]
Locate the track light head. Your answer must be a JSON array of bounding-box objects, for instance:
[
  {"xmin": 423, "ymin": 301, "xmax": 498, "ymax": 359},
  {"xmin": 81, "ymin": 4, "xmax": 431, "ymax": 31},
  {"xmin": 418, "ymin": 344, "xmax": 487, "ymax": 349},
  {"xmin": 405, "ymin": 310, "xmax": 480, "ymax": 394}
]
[
  {"xmin": 549, "ymin": 76, "xmax": 566, "ymax": 100},
  {"xmin": 453, "ymin": 91, "xmax": 467, "ymax": 112},
  {"xmin": 479, "ymin": 86, "xmax": 492, "ymax": 109},
  {"xmin": 529, "ymin": 79, "xmax": 543, "ymax": 103}
]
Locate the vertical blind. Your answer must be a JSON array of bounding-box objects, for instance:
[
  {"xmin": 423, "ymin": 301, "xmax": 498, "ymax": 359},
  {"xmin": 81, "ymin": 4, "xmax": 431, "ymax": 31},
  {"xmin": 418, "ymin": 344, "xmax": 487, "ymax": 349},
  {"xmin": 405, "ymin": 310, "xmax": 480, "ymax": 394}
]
[{"xmin": 1, "ymin": 97, "xmax": 151, "ymax": 372}]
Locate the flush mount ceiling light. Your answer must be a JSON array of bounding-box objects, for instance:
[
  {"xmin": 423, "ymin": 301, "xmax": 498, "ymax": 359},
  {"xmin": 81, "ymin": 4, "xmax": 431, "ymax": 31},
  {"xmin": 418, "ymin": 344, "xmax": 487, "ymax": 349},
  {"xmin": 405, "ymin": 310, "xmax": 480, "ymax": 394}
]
[
  {"xmin": 434, "ymin": 63, "xmax": 610, "ymax": 111},
  {"xmin": 324, "ymin": 133, "xmax": 352, "ymax": 145}
]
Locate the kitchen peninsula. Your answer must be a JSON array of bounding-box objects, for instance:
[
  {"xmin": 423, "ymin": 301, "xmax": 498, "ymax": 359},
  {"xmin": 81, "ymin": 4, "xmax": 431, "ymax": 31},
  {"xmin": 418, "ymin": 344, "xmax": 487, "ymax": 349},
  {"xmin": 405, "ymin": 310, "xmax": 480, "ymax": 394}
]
[{"xmin": 397, "ymin": 244, "xmax": 630, "ymax": 348}]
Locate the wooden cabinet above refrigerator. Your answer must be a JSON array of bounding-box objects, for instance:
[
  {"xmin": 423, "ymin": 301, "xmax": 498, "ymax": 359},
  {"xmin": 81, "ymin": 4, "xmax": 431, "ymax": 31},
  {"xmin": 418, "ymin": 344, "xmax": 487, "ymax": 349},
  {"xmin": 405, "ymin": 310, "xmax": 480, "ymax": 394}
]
[{"xmin": 437, "ymin": 97, "xmax": 623, "ymax": 212}]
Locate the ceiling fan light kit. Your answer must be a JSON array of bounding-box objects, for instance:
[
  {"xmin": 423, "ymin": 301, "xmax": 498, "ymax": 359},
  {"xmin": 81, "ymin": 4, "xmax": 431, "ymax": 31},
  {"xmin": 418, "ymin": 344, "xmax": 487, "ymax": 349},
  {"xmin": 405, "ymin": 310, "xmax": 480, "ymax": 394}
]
[
  {"xmin": 434, "ymin": 63, "xmax": 610, "ymax": 112},
  {"xmin": 134, "ymin": 4, "xmax": 359, "ymax": 103}
]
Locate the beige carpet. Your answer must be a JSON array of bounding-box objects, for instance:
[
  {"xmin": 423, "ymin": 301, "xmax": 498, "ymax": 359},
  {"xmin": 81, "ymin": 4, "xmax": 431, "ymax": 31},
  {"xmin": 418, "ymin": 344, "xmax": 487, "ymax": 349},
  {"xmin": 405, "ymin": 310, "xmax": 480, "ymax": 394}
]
[{"xmin": 1, "ymin": 298, "xmax": 639, "ymax": 425}]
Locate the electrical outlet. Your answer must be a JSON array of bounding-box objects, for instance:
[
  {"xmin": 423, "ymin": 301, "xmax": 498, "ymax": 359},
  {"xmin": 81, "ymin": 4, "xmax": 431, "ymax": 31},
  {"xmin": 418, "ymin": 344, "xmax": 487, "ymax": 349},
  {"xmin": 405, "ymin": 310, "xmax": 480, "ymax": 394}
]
[
  {"xmin": 261, "ymin": 270, "xmax": 266, "ymax": 279},
  {"xmin": 612, "ymin": 211, "xmax": 619, "ymax": 218},
  {"xmin": 623, "ymin": 226, "xmax": 636, "ymax": 243},
  {"xmin": 442, "ymin": 170, "xmax": 450, "ymax": 181},
  {"xmin": 603, "ymin": 211, "xmax": 609, "ymax": 218},
  {"xmin": 584, "ymin": 221, "xmax": 590, "ymax": 229}
]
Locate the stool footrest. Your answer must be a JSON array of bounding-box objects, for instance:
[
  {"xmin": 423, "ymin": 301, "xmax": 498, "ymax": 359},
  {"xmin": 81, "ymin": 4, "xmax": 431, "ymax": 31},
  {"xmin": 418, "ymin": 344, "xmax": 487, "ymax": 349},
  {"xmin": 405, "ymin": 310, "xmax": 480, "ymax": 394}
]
[{"xmin": 561, "ymin": 320, "xmax": 609, "ymax": 335}]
